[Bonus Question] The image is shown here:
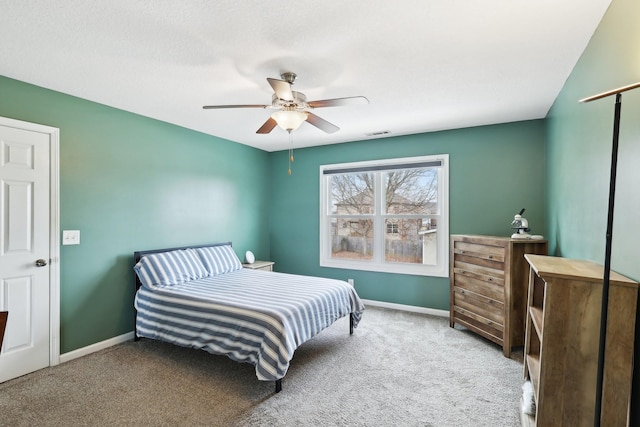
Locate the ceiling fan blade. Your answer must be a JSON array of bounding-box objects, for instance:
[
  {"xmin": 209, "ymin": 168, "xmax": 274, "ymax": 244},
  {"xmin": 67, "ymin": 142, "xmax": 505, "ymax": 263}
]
[
  {"xmin": 308, "ymin": 96, "xmax": 369, "ymax": 108},
  {"xmin": 267, "ymin": 78, "xmax": 294, "ymax": 101},
  {"xmin": 203, "ymin": 104, "xmax": 268, "ymax": 109},
  {"xmin": 256, "ymin": 117, "xmax": 278, "ymax": 134},
  {"xmin": 305, "ymin": 112, "xmax": 339, "ymax": 134}
]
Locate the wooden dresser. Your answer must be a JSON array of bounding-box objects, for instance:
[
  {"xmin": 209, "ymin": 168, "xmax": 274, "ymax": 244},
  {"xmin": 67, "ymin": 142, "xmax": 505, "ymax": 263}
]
[
  {"xmin": 523, "ymin": 254, "xmax": 638, "ymax": 426},
  {"xmin": 449, "ymin": 235, "xmax": 547, "ymax": 356}
]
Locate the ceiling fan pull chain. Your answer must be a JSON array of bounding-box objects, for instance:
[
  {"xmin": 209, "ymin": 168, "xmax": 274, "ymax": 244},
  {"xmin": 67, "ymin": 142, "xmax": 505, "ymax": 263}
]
[{"xmin": 288, "ymin": 131, "xmax": 294, "ymax": 175}]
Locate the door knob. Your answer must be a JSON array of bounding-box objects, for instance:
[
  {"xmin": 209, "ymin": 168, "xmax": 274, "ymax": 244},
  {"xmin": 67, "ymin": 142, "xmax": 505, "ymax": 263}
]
[{"xmin": 35, "ymin": 259, "xmax": 48, "ymax": 267}]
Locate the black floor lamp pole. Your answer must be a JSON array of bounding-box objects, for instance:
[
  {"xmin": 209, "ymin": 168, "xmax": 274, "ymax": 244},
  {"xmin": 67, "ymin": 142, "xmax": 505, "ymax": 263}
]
[
  {"xmin": 580, "ymin": 81, "xmax": 640, "ymax": 427},
  {"xmin": 593, "ymin": 92, "xmax": 621, "ymax": 427}
]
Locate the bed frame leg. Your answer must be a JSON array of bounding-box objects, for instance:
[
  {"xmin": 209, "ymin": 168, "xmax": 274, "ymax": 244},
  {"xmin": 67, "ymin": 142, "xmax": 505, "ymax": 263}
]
[
  {"xmin": 275, "ymin": 379, "xmax": 282, "ymax": 393},
  {"xmin": 349, "ymin": 315, "xmax": 354, "ymax": 335},
  {"xmin": 134, "ymin": 309, "xmax": 139, "ymax": 341}
]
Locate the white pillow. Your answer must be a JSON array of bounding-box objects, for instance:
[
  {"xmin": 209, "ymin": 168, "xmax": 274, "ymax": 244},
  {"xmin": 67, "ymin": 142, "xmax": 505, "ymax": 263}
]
[
  {"xmin": 134, "ymin": 249, "xmax": 208, "ymax": 289},
  {"xmin": 194, "ymin": 245, "xmax": 242, "ymax": 276}
]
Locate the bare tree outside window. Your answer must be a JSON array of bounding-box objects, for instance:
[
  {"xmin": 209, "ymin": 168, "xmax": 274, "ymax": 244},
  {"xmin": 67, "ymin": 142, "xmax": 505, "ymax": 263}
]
[
  {"xmin": 384, "ymin": 169, "xmax": 438, "ymax": 215},
  {"xmin": 329, "ymin": 168, "xmax": 439, "ymax": 264},
  {"xmin": 330, "ymin": 172, "xmax": 374, "ymax": 259}
]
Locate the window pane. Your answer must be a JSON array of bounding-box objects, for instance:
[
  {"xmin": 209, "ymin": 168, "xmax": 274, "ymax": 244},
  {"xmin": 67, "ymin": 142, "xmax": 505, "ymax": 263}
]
[
  {"xmin": 421, "ymin": 218, "xmax": 438, "ymax": 266},
  {"xmin": 383, "ymin": 168, "xmax": 438, "ymax": 215},
  {"xmin": 384, "ymin": 218, "xmax": 438, "ymax": 265},
  {"xmin": 330, "ymin": 172, "xmax": 374, "ymax": 215},
  {"xmin": 331, "ymin": 218, "xmax": 373, "ymax": 260}
]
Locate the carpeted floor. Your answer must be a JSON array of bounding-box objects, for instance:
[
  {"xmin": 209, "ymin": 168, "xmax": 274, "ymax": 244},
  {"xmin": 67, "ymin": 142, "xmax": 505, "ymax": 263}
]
[{"xmin": 0, "ymin": 306, "xmax": 524, "ymax": 426}]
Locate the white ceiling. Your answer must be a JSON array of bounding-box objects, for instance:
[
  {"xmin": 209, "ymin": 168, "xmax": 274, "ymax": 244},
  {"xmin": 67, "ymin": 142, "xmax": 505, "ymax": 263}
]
[{"xmin": 1, "ymin": 1, "xmax": 611, "ymax": 152}]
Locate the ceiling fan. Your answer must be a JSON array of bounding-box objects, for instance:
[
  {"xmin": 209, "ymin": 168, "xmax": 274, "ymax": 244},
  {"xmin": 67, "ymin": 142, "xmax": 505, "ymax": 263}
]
[{"xmin": 202, "ymin": 72, "xmax": 369, "ymax": 134}]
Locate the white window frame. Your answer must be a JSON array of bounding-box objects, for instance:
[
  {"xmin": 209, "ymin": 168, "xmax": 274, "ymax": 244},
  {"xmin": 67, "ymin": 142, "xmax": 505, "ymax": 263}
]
[{"xmin": 319, "ymin": 154, "xmax": 449, "ymax": 277}]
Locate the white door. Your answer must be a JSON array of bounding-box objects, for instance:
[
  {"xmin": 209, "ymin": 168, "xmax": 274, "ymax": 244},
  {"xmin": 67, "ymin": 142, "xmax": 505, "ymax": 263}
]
[{"xmin": 0, "ymin": 121, "xmax": 52, "ymax": 382}]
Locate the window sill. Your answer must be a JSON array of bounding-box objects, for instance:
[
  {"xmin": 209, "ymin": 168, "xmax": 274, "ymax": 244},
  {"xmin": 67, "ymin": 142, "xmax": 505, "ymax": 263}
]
[{"xmin": 320, "ymin": 258, "xmax": 449, "ymax": 277}]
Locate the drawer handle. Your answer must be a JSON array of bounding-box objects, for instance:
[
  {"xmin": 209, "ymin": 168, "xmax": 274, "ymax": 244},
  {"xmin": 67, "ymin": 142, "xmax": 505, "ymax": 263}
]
[
  {"xmin": 488, "ymin": 277, "xmax": 493, "ymax": 282},
  {"xmin": 488, "ymin": 255, "xmax": 493, "ymax": 259}
]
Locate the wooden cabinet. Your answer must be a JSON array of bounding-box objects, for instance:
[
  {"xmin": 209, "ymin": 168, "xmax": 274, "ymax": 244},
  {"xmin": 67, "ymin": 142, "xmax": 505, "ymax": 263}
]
[
  {"xmin": 449, "ymin": 235, "xmax": 547, "ymax": 356},
  {"xmin": 242, "ymin": 260, "xmax": 274, "ymax": 271},
  {"xmin": 523, "ymin": 254, "xmax": 638, "ymax": 426}
]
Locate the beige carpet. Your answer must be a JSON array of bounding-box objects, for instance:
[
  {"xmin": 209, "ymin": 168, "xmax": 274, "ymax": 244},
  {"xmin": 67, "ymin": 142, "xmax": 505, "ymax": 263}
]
[{"xmin": 0, "ymin": 307, "xmax": 524, "ymax": 426}]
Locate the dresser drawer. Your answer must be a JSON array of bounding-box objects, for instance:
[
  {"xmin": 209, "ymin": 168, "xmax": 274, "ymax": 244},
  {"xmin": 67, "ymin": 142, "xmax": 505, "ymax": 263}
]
[
  {"xmin": 453, "ymin": 286, "xmax": 504, "ymax": 324},
  {"xmin": 452, "ymin": 306, "xmax": 504, "ymax": 344},
  {"xmin": 452, "ymin": 272, "xmax": 504, "ymax": 302},
  {"xmin": 452, "ymin": 241, "xmax": 506, "ymax": 263},
  {"xmin": 452, "ymin": 260, "xmax": 505, "ymax": 288}
]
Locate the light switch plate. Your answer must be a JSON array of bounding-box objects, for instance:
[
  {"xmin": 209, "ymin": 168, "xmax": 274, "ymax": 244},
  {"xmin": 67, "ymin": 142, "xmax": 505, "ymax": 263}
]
[{"xmin": 62, "ymin": 230, "xmax": 80, "ymax": 245}]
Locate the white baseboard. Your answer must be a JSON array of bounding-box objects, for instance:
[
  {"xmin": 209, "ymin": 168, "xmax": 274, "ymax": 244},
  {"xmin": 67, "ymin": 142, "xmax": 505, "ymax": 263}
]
[
  {"xmin": 59, "ymin": 331, "xmax": 135, "ymax": 364},
  {"xmin": 361, "ymin": 299, "xmax": 449, "ymax": 318}
]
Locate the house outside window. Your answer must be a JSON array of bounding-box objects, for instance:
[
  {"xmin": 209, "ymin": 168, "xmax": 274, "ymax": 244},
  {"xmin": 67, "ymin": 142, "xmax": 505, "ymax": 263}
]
[{"xmin": 320, "ymin": 155, "xmax": 449, "ymax": 277}]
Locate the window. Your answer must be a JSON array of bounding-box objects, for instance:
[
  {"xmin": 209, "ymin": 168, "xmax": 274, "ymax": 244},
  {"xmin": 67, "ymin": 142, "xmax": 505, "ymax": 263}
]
[
  {"xmin": 386, "ymin": 223, "xmax": 399, "ymax": 234},
  {"xmin": 319, "ymin": 155, "xmax": 449, "ymax": 277}
]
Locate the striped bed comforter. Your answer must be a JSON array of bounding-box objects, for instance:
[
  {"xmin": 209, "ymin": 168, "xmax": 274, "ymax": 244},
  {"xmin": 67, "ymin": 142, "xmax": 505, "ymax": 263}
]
[{"xmin": 134, "ymin": 268, "xmax": 365, "ymax": 381}]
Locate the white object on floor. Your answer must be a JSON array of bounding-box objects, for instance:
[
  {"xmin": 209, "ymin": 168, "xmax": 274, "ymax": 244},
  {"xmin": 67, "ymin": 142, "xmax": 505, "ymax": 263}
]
[{"xmin": 521, "ymin": 380, "xmax": 536, "ymax": 415}]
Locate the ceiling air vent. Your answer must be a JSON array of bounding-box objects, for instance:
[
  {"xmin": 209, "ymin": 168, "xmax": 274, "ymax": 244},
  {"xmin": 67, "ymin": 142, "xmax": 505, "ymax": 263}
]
[{"xmin": 365, "ymin": 130, "xmax": 391, "ymax": 137}]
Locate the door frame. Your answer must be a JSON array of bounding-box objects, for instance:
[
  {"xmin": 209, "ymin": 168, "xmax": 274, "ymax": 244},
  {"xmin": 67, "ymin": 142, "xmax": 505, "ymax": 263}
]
[{"xmin": 0, "ymin": 116, "xmax": 60, "ymax": 366}]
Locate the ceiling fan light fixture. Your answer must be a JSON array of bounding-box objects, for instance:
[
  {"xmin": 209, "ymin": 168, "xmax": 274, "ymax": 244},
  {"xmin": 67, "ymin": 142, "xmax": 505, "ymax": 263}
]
[
  {"xmin": 271, "ymin": 110, "xmax": 308, "ymax": 132},
  {"xmin": 203, "ymin": 72, "xmax": 366, "ymax": 135}
]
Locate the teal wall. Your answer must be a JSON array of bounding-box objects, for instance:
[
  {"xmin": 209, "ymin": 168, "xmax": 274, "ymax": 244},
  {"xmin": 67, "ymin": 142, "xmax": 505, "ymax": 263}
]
[
  {"xmin": 546, "ymin": 0, "xmax": 639, "ymax": 281},
  {"xmin": 268, "ymin": 120, "xmax": 546, "ymax": 310},
  {"xmin": 0, "ymin": 75, "xmax": 271, "ymax": 353}
]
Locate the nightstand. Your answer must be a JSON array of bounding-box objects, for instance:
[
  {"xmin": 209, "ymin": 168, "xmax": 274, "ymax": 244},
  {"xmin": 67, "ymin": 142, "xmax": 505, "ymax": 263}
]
[{"xmin": 242, "ymin": 260, "xmax": 274, "ymax": 271}]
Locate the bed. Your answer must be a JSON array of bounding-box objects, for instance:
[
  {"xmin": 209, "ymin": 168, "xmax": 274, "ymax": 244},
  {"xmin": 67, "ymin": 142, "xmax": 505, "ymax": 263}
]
[{"xmin": 133, "ymin": 242, "xmax": 365, "ymax": 393}]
